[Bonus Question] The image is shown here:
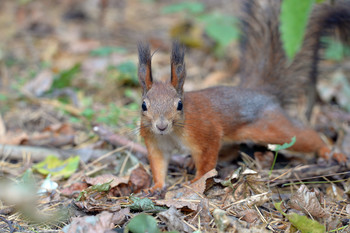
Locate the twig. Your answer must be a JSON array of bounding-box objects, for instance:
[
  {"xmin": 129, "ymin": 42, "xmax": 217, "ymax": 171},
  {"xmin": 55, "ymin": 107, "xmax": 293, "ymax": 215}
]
[
  {"xmin": 93, "ymin": 124, "xmax": 148, "ymax": 157},
  {"xmin": 0, "ymin": 144, "xmax": 114, "ymax": 163}
]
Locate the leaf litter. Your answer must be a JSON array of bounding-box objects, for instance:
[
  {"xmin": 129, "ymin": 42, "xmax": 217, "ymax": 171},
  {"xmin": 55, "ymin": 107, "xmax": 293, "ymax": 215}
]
[{"xmin": 0, "ymin": 0, "xmax": 350, "ymax": 232}]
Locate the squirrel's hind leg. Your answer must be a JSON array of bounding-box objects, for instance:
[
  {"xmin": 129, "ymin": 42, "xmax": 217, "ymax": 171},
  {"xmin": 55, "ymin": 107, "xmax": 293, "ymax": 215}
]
[{"xmin": 233, "ymin": 109, "xmax": 347, "ymax": 162}]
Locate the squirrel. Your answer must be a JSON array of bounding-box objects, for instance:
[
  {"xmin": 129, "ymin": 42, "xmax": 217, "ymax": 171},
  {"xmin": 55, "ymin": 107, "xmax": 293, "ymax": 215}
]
[{"xmin": 137, "ymin": 0, "xmax": 350, "ymax": 192}]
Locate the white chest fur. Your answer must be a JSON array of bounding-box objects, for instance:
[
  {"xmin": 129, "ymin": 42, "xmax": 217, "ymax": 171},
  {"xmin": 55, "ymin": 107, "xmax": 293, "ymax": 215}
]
[{"xmin": 154, "ymin": 132, "xmax": 191, "ymax": 156}]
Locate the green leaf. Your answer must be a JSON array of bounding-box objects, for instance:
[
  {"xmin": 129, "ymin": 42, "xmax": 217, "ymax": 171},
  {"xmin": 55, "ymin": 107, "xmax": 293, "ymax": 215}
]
[
  {"xmin": 275, "ymin": 201, "xmax": 325, "ymax": 233},
  {"xmin": 128, "ymin": 196, "xmax": 167, "ymax": 212},
  {"xmin": 81, "ymin": 107, "xmax": 95, "ymax": 120},
  {"xmin": 116, "ymin": 61, "xmax": 138, "ymax": 85},
  {"xmin": 90, "ymin": 46, "xmax": 127, "ymax": 56},
  {"xmin": 33, "ymin": 155, "xmax": 80, "ymax": 178},
  {"xmin": 275, "ymin": 136, "xmax": 296, "ymax": 151},
  {"xmin": 280, "ymin": 0, "xmax": 315, "ymax": 59},
  {"xmin": 90, "ymin": 180, "xmax": 113, "ymax": 192},
  {"xmin": 162, "ymin": 2, "xmax": 205, "ymax": 14},
  {"xmin": 200, "ymin": 13, "xmax": 239, "ymax": 47},
  {"xmin": 52, "ymin": 64, "xmax": 81, "ymax": 89},
  {"xmin": 125, "ymin": 214, "xmax": 160, "ymax": 233},
  {"xmin": 0, "ymin": 93, "xmax": 8, "ymax": 101}
]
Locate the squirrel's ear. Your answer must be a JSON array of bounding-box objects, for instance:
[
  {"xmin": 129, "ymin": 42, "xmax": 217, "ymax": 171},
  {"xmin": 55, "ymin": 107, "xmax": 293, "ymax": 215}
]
[
  {"xmin": 138, "ymin": 42, "xmax": 153, "ymax": 93},
  {"xmin": 170, "ymin": 41, "xmax": 186, "ymax": 94}
]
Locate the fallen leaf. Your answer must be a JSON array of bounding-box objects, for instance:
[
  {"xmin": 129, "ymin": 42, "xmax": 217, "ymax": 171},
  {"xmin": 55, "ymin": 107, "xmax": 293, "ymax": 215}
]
[
  {"xmin": 33, "ymin": 155, "xmax": 80, "ymax": 179},
  {"xmin": 275, "ymin": 201, "xmax": 326, "ymax": 233},
  {"xmin": 112, "ymin": 207, "xmax": 130, "ymax": 226},
  {"xmin": 62, "ymin": 211, "xmax": 118, "ymax": 233},
  {"xmin": 289, "ymin": 185, "xmax": 328, "ymax": 218},
  {"xmin": 165, "ymin": 169, "xmax": 217, "ymax": 200},
  {"xmin": 60, "ymin": 182, "xmax": 88, "ymax": 197},
  {"xmin": 129, "ymin": 165, "xmax": 151, "ymax": 193},
  {"xmin": 84, "ymin": 174, "xmax": 129, "ymax": 188},
  {"xmin": 237, "ymin": 209, "xmax": 259, "ymax": 223},
  {"xmin": 158, "ymin": 206, "xmax": 192, "ymax": 233},
  {"xmin": 74, "ymin": 198, "xmax": 121, "ymax": 213},
  {"xmin": 156, "ymin": 169, "xmax": 217, "ymax": 211}
]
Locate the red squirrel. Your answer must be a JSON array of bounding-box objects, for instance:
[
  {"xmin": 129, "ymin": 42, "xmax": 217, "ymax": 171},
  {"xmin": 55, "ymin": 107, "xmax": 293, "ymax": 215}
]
[{"xmin": 138, "ymin": 1, "xmax": 350, "ymax": 192}]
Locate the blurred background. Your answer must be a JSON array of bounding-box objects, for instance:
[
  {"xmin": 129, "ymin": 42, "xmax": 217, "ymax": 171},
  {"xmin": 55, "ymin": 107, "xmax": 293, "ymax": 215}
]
[
  {"xmin": 0, "ymin": 0, "xmax": 349, "ymax": 142},
  {"xmin": 0, "ymin": 0, "xmax": 243, "ymax": 137}
]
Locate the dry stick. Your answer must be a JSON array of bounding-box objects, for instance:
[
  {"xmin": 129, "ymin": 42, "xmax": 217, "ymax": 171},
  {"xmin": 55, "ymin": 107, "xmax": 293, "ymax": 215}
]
[
  {"xmin": 93, "ymin": 124, "xmax": 147, "ymax": 157},
  {"xmin": 0, "ymin": 144, "xmax": 113, "ymax": 163}
]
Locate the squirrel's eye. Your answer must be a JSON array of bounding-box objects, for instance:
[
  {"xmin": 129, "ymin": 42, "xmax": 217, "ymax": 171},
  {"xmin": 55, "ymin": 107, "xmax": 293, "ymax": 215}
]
[
  {"xmin": 142, "ymin": 101, "xmax": 147, "ymax": 111},
  {"xmin": 177, "ymin": 100, "xmax": 183, "ymax": 111}
]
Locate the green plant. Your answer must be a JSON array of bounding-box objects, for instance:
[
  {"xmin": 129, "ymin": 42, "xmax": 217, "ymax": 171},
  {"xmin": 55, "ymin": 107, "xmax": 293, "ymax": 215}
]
[
  {"xmin": 90, "ymin": 46, "xmax": 127, "ymax": 57},
  {"xmin": 269, "ymin": 136, "xmax": 296, "ymax": 177},
  {"xmin": 116, "ymin": 61, "xmax": 138, "ymax": 86},
  {"xmin": 162, "ymin": 2, "xmax": 239, "ymax": 56},
  {"xmin": 275, "ymin": 201, "xmax": 325, "ymax": 233},
  {"xmin": 280, "ymin": 0, "xmax": 314, "ymax": 60},
  {"xmin": 52, "ymin": 64, "xmax": 81, "ymax": 89}
]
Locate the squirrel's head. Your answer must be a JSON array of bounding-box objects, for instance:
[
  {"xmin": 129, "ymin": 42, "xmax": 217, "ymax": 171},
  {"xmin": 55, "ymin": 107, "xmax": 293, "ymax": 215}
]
[{"xmin": 138, "ymin": 42, "xmax": 186, "ymax": 135}]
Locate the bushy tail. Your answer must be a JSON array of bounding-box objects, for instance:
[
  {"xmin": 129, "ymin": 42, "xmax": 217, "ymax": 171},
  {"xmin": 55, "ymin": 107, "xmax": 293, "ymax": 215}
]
[{"xmin": 239, "ymin": 0, "xmax": 350, "ymax": 114}]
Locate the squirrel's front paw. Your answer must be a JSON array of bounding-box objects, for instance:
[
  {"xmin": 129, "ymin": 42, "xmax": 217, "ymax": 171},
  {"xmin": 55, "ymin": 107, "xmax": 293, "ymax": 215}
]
[{"xmin": 141, "ymin": 183, "xmax": 165, "ymax": 197}]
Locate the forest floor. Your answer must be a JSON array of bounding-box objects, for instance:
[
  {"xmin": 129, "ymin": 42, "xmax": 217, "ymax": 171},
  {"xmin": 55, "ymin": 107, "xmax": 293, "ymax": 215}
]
[{"xmin": 1, "ymin": 0, "xmax": 350, "ymax": 232}]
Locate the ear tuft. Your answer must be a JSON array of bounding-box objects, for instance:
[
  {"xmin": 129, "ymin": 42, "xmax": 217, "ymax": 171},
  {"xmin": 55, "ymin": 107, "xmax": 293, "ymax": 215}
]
[
  {"xmin": 138, "ymin": 42, "xmax": 153, "ymax": 93},
  {"xmin": 171, "ymin": 41, "xmax": 186, "ymax": 94}
]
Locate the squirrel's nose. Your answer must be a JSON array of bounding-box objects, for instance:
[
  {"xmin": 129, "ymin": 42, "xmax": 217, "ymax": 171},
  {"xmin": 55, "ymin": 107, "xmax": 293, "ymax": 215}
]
[{"xmin": 156, "ymin": 122, "xmax": 168, "ymax": 131}]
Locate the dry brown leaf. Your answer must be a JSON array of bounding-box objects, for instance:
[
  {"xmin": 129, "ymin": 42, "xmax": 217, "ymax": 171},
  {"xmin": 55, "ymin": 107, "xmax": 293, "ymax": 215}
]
[
  {"xmin": 237, "ymin": 209, "xmax": 259, "ymax": 223},
  {"xmin": 155, "ymin": 199, "xmax": 199, "ymax": 211},
  {"xmin": 60, "ymin": 182, "xmax": 88, "ymax": 197},
  {"xmin": 74, "ymin": 198, "xmax": 121, "ymax": 213},
  {"xmin": 155, "ymin": 170, "xmax": 217, "ymax": 210},
  {"xmin": 111, "ymin": 207, "xmax": 130, "ymax": 226},
  {"xmin": 84, "ymin": 174, "xmax": 129, "ymax": 188},
  {"xmin": 62, "ymin": 211, "xmax": 118, "ymax": 233},
  {"xmin": 289, "ymin": 185, "xmax": 328, "ymax": 218},
  {"xmin": 158, "ymin": 206, "xmax": 192, "ymax": 233},
  {"xmin": 129, "ymin": 165, "xmax": 151, "ymax": 193}
]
